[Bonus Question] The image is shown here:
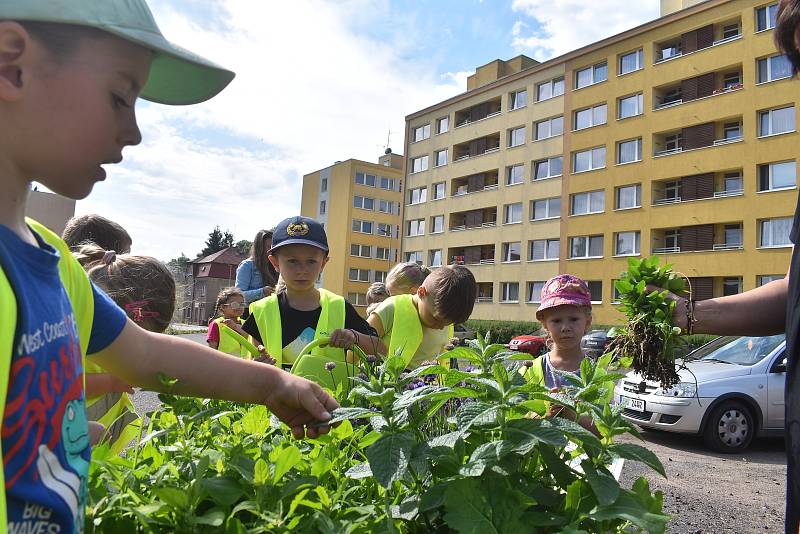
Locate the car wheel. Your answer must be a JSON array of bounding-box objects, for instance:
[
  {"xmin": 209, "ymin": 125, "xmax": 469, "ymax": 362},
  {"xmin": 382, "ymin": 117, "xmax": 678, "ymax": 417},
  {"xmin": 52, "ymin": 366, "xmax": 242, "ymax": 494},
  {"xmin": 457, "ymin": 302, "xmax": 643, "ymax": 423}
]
[{"xmin": 702, "ymin": 400, "xmax": 755, "ymax": 453}]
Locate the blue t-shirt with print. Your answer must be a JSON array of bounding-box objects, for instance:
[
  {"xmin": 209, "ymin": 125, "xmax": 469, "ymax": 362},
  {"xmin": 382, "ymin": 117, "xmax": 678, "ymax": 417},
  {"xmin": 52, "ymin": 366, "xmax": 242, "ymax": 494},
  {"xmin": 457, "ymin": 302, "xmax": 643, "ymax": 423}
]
[{"xmin": 0, "ymin": 224, "xmax": 127, "ymax": 533}]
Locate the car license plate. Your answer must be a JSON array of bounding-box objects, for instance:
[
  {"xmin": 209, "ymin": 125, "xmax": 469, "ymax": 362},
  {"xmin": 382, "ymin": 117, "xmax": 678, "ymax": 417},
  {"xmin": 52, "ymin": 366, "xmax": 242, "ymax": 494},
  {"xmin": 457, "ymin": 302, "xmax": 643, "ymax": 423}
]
[{"xmin": 621, "ymin": 396, "xmax": 645, "ymax": 412}]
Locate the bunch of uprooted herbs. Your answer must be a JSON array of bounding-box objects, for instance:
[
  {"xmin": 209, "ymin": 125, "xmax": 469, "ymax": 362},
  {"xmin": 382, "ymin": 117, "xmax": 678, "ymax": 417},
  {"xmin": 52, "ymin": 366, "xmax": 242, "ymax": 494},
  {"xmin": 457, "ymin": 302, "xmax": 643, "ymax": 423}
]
[{"xmin": 609, "ymin": 257, "xmax": 687, "ymax": 388}]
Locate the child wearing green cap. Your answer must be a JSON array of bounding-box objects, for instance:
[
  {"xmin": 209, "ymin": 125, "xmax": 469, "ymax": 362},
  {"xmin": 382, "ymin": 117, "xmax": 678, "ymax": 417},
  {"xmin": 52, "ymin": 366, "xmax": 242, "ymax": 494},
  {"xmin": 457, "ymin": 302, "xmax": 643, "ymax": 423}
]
[{"xmin": 0, "ymin": 2, "xmax": 337, "ymax": 531}]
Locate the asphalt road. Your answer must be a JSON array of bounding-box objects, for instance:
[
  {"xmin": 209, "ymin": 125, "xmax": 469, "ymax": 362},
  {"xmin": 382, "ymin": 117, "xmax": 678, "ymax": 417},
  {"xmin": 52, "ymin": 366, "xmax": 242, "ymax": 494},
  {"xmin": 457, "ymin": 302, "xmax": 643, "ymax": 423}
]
[{"xmin": 129, "ymin": 333, "xmax": 788, "ymax": 533}]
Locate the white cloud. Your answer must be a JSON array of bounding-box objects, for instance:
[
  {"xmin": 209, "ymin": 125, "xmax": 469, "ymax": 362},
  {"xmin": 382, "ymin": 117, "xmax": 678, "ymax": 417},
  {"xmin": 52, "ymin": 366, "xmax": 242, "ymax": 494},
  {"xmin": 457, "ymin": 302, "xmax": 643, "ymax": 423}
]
[
  {"xmin": 77, "ymin": 0, "xmax": 465, "ymax": 259},
  {"xmin": 510, "ymin": 0, "xmax": 660, "ymax": 61}
]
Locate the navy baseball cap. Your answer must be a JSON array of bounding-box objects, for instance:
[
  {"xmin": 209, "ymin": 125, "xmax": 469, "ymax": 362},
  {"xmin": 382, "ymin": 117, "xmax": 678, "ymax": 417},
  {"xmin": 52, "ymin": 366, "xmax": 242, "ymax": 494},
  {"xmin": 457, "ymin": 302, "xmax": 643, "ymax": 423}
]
[{"xmin": 270, "ymin": 216, "xmax": 329, "ymax": 254}]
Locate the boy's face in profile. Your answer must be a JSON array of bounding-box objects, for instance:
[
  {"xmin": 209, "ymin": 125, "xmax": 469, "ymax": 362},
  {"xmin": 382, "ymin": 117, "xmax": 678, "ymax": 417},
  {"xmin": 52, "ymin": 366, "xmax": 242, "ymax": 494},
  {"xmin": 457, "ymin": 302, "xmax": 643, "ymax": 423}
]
[
  {"xmin": 268, "ymin": 244, "xmax": 328, "ymax": 292},
  {"xmin": 416, "ymin": 284, "xmax": 448, "ymax": 330},
  {"xmin": 0, "ymin": 24, "xmax": 151, "ymax": 199}
]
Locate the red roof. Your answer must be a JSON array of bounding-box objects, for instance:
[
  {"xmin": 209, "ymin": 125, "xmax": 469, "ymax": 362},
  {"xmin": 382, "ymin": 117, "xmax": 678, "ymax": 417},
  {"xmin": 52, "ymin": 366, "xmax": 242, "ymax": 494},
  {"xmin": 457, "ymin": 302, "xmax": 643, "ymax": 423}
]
[{"xmin": 192, "ymin": 247, "xmax": 247, "ymax": 265}]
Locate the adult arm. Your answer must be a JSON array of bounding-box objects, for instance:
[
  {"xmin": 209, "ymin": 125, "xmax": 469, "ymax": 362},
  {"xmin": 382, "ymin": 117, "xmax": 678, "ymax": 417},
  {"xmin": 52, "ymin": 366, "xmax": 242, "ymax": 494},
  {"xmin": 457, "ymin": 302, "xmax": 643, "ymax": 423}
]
[
  {"xmin": 90, "ymin": 320, "xmax": 338, "ymax": 437},
  {"xmin": 668, "ymin": 262, "xmax": 789, "ymax": 336},
  {"xmin": 235, "ymin": 260, "xmax": 266, "ymax": 304}
]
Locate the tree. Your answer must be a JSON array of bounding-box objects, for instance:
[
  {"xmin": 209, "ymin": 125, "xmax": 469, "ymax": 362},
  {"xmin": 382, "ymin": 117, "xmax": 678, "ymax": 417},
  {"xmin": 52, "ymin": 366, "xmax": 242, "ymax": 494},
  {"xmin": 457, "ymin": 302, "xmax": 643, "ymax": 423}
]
[
  {"xmin": 222, "ymin": 229, "xmax": 234, "ymax": 249},
  {"xmin": 167, "ymin": 253, "xmax": 189, "ymax": 274},
  {"xmin": 200, "ymin": 226, "xmax": 225, "ymax": 257},
  {"xmin": 235, "ymin": 239, "xmax": 252, "ymax": 255}
]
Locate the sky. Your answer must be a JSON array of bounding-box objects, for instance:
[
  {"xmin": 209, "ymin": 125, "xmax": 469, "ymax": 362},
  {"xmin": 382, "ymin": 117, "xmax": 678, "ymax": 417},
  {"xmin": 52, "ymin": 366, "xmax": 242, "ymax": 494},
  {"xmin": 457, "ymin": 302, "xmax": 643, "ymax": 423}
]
[{"xmin": 75, "ymin": 0, "xmax": 661, "ymax": 260}]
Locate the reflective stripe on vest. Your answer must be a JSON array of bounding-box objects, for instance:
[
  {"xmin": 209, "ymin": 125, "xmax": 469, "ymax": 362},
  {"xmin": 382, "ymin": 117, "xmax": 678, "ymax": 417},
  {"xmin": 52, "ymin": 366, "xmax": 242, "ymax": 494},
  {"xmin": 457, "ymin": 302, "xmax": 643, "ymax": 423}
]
[
  {"xmin": 249, "ymin": 288, "xmax": 346, "ymax": 367},
  {"xmin": 0, "ymin": 219, "xmax": 95, "ymax": 526},
  {"xmin": 214, "ymin": 317, "xmax": 251, "ymax": 358}
]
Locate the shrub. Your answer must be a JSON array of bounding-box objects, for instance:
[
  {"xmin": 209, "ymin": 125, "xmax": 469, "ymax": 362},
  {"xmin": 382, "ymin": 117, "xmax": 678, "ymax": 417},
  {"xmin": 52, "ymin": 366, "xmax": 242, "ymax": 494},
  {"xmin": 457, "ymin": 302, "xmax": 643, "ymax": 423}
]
[{"xmin": 464, "ymin": 319, "xmax": 541, "ymax": 343}]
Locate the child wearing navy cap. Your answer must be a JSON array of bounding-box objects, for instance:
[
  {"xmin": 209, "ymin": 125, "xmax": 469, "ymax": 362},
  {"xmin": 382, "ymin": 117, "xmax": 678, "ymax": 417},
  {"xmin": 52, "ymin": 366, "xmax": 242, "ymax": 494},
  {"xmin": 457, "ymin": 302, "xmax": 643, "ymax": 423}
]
[{"xmin": 242, "ymin": 216, "xmax": 386, "ymax": 389}]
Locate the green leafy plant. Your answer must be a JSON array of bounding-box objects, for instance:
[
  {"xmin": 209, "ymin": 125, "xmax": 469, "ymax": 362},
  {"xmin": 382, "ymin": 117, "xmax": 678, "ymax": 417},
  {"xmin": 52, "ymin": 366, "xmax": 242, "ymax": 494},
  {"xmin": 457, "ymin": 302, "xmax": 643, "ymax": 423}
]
[
  {"xmin": 610, "ymin": 257, "xmax": 688, "ymax": 387},
  {"xmin": 87, "ymin": 333, "xmax": 669, "ymax": 533}
]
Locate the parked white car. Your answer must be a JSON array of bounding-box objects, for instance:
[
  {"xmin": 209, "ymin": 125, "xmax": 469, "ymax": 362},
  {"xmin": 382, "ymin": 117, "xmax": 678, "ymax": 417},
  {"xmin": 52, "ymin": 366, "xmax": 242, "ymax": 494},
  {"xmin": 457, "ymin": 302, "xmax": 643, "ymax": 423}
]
[{"xmin": 615, "ymin": 335, "xmax": 787, "ymax": 453}]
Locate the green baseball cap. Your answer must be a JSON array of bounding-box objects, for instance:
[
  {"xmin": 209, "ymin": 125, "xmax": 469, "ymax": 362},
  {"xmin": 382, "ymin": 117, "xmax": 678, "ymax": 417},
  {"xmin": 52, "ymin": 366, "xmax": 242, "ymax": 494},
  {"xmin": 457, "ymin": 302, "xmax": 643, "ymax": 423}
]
[{"xmin": 0, "ymin": 0, "xmax": 234, "ymax": 105}]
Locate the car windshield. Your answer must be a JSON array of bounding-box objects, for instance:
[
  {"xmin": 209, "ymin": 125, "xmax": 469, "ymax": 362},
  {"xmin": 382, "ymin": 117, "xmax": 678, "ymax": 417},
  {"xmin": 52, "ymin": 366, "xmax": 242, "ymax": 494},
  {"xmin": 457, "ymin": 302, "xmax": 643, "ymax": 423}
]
[{"xmin": 692, "ymin": 335, "xmax": 785, "ymax": 366}]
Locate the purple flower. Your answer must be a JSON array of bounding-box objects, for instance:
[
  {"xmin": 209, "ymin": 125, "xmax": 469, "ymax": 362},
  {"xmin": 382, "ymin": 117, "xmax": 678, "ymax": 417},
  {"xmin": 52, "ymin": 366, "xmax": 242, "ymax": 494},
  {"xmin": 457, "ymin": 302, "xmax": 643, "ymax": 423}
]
[
  {"xmin": 464, "ymin": 365, "xmax": 477, "ymax": 373},
  {"xmin": 325, "ymin": 362, "xmax": 336, "ymax": 371},
  {"xmin": 365, "ymin": 355, "xmax": 378, "ymax": 364},
  {"xmin": 357, "ymin": 372, "xmax": 368, "ymax": 381},
  {"xmin": 523, "ymin": 360, "xmax": 534, "ymax": 368}
]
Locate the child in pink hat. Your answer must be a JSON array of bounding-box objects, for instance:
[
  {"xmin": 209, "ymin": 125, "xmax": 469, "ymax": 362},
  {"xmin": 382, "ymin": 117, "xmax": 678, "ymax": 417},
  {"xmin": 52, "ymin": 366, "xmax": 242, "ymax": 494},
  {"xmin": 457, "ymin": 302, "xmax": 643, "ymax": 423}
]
[{"xmin": 523, "ymin": 274, "xmax": 612, "ymax": 436}]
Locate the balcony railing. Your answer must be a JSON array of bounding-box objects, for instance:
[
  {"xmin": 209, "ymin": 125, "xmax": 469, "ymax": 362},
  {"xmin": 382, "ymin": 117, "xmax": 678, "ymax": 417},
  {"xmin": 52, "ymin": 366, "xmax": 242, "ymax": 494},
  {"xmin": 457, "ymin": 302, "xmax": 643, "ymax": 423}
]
[
  {"xmin": 475, "ymin": 296, "xmax": 494, "ymax": 303},
  {"xmin": 455, "ymin": 110, "xmax": 502, "ymax": 128},
  {"xmin": 653, "ymin": 196, "xmax": 681, "ymax": 205},
  {"xmin": 653, "ymin": 246, "xmax": 681, "ymax": 253},
  {"xmin": 713, "ymin": 135, "xmax": 743, "ymax": 146},
  {"xmin": 654, "ymin": 146, "xmax": 683, "ymax": 157},
  {"xmin": 453, "ymin": 184, "xmax": 499, "ymax": 196},
  {"xmin": 713, "ymin": 188, "xmax": 744, "ymax": 198},
  {"xmin": 655, "ymin": 98, "xmax": 683, "ymax": 110},
  {"xmin": 450, "ymin": 221, "xmax": 497, "ymax": 232},
  {"xmin": 654, "ymin": 32, "xmax": 741, "ymax": 64},
  {"xmin": 712, "ymin": 243, "xmax": 744, "ymax": 251},
  {"xmin": 454, "ymin": 146, "xmax": 501, "ymax": 162}
]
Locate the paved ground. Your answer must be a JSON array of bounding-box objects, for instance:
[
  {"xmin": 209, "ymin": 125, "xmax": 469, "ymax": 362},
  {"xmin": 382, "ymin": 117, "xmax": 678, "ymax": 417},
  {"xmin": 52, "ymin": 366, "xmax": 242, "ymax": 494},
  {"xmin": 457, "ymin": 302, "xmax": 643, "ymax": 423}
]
[
  {"xmin": 129, "ymin": 334, "xmax": 789, "ymax": 533},
  {"xmin": 618, "ymin": 430, "xmax": 787, "ymax": 534}
]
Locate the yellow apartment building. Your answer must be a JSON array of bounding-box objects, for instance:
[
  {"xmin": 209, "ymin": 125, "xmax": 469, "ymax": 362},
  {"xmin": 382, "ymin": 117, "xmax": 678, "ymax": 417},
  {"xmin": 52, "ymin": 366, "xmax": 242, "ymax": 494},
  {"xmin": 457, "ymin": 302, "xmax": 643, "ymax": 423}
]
[
  {"xmin": 403, "ymin": 0, "xmax": 795, "ymax": 325},
  {"xmin": 301, "ymin": 150, "xmax": 404, "ymax": 314}
]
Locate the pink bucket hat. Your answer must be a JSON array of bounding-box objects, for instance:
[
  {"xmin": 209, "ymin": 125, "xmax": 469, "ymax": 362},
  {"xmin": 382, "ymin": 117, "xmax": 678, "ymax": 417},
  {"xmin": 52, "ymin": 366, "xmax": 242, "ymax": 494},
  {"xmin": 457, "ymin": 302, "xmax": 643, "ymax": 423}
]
[{"xmin": 535, "ymin": 274, "xmax": 592, "ymax": 320}]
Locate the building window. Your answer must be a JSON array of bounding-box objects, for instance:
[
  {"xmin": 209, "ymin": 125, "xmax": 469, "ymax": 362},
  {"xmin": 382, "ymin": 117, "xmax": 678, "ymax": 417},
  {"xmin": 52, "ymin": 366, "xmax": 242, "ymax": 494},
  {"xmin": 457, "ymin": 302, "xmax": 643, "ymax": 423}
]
[
  {"xmin": 502, "ymin": 242, "xmax": 521, "ymax": 262},
  {"xmin": 723, "ymin": 71, "xmax": 742, "ymax": 89},
  {"xmin": 506, "ymin": 164, "xmax": 524, "ymax": 185},
  {"xmin": 355, "ymin": 172, "xmax": 376, "ymax": 186},
  {"xmin": 508, "ymin": 126, "xmax": 526, "ymax": 147},
  {"xmin": 723, "ymin": 121, "xmax": 743, "ymax": 141},
  {"xmin": 758, "ymin": 54, "xmax": 792, "ymax": 83},
  {"xmin": 435, "ymin": 149, "xmax": 448, "ymax": 167},
  {"xmin": 319, "ymin": 200, "xmax": 326, "ymax": 214},
  {"xmin": 377, "ymin": 199, "xmax": 397, "ymax": 214},
  {"xmin": 587, "ymin": 281, "xmax": 603, "ymax": 303},
  {"xmin": 758, "ymin": 106, "xmax": 795, "ymax": 136},
  {"xmin": 759, "ymin": 160, "xmax": 797, "ymax": 191},
  {"xmin": 723, "ymin": 172, "xmax": 743, "ymax": 194},
  {"xmin": 352, "ymin": 219, "xmax": 373, "ymax": 234},
  {"xmin": 410, "ymin": 155, "xmax": 429, "ymax": 173},
  {"xmin": 570, "ymin": 190, "xmax": 605, "ymax": 215},
  {"xmin": 405, "ymin": 251, "xmax": 423, "ymax": 264},
  {"xmin": 725, "ymin": 224, "xmax": 743, "ymax": 247},
  {"xmin": 527, "ymin": 281, "xmax": 546, "ymax": 303},
  {"xmin": 320, "ymin": 178, "xmax": 327, "ymax": 192},
  {"xmin": 569, "ymin": 235, "xmax": 604, "ymax": 258},
  {"xmin": 664, "ymin": 229, "xmax": 680, "ymax": 250},
  {"xmin": 428, "ymin": 249, "xmax": 443, "ymax": 267},
  {"xmin": 756, "ymin": 3, "xmax": 779, "ymax": 31},
  {"xmin": 529, "ymin": 239, "xmax": 559, "ymax": 261},
  {"xmin": 430, "ymin": 215, "xmax": 444, "ymax": 233},
  {"xmin": 758, "ymin": 274, "xmax": 783, "ymax": 286},
  {"xmin": 436, "ymin": 116, "xmax": 449, "ymax": 134},
  {"xmin": 536, "ymin": 77, "xmax": 565, "ymax": 101},
  {"xmin": 574, "ymin": 103, "xmax": 607, "ymax": 131},
  {"xmin": 533, "ymin": 156, "xmax": 563, "ymax": 180},
  {"xmin": 510, "ymin": 89, "xmax": 528, "ymax": 110},
  {"xmin": 353, "ymin": 195, "xmax": 374, "ymax": 210},
  {"xmin": 375, "ymin": 247, "xmax": 390, "ymax": 260},
  {"xmin": 759, "ymin": 217, "xmax": 792, "ymax": 247},
  {"xmin": 349, "ymin": 268, "xmax": 370, "ymax": 282},
  {"xmin": 575, "ymin": 61, "xmax": 608, "ymax": 89},
  {"xmin": 723, "ymin": 277, "xmax": 743, "ymax": 296},
  {"xmin": 572, "ymin": 146, "xmax": 606, "ymax": 173},
  {"xmin": 617, "ymin": 138, "xmax": 643, "ymax": 164},
  {"xmin": 407, "ymin": 219, "xmax": 425, "ymax": 237},
  {"xmin": 413, "ymin": 124, "xmax": 431, "ymax": 142},
  {"xmin": 619, "ymin": 48, "xmax": 644, "ymax": 75},
  {"xmin": 348, "ymin": 292, "xmax": 368, "ymax": 306},
  {"xmin": 504, "ymin": 202, "xmax": 523, "ymax": 224},
  {"xmin": 379, "ymin": 176, "xmax": 396, "ymax": 190},
  {"xmin": 616, "ymin": 184, "xmax": 642, "ymax": 209},
  {"xmin": 350, "ymin": 244, "xmax": 371, "ymax": 257},
  {"xmin": 614, "ymin": 231, "xmax": 641, "ymax": 256},
  {"xmin": 408, "ymin": 186, "xmax": 427, "ymax": 205},
  {"xmin": 535, "ymin": 116, "xmax": 564, "ymax": 140},
  {"xmin": 618, "ymin": 93, "xmax": 644, "ymax": 119},
  {"xmin": 501, "ymin": 282, "xmax": 520, "ymax": 303},
  {"xmin": 722, "ymin": 22, "xmax": 741, "ymax": 39},
  {"xmin": 531, "ymin": 197, "xmax": 560, "ymax": 220},
  {"xmin": 432, "ymin": 182, "xmax": 446, "ymax": 199}
]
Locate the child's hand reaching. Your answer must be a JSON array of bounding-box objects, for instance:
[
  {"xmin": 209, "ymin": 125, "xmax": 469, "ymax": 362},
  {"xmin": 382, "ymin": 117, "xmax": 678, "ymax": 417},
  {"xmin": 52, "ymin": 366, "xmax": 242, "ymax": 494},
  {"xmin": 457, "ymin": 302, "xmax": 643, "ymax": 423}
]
[
  {"xmin": 85, "ymin": 373, "xmax": 135, "ymax": 397},
  {"xmin": 263, "ymin": 372, "xmax": 340, "ymax": 438},
  {"xmin": 254, "ymin": 345, "xmax": 276, "ymax": 365},
  {"xmin": 545, "ymin": 387, "xmax": 576, "ymax": 421},
  {"xmin": 328, "ymin": 328, "xmax": 357, "ymax": 349}
]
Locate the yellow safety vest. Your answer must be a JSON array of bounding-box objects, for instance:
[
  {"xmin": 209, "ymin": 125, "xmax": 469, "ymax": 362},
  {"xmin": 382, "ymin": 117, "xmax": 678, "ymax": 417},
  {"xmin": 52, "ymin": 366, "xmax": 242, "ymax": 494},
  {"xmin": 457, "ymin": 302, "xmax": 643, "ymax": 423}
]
[
  {"xmin": 213, "ymin": 317, "xmax": 251, "ymax": 358},
  {"xmin": 522, "ymin": 354, "xmax": 615, "ymax": 414},
  {"xmin": 383, "ymin": 294, "xmax": 454, "ymax": 369},
  {"xmin": 0, "ymin": 219, "xmax": 95, "ymax": 526}
]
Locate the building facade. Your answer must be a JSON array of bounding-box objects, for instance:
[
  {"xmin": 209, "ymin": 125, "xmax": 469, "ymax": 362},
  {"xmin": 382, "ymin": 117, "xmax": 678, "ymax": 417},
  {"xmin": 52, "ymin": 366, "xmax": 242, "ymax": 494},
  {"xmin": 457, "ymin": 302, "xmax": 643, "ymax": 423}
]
[
  {"xmin": 403, "ymin": 0, "xmax": 794, "ymax": 325},
  {"xmin": 183, "ymin": 247, "xmax": 247, "ymax": 325},
  {"xmin": 26, "ymin": 189, "xmax": 76, "ymax": 236},
  {"xmin": 301, "ymin": 151, "xmax": 404, "ymax": 313}
]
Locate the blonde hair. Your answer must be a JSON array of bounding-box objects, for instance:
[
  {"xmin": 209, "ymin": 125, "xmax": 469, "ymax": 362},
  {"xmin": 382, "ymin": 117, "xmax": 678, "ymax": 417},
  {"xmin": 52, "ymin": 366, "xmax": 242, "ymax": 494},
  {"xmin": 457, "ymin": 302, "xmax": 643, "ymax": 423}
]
[
  {"xmin": 366, "ymin": 282, "xmax": 389, "ymax": 305},
  {"xmin": 74, "ymin": 244, "xmax": 175, "ymax": 333},
  {"xmin": 386, "ymin": 262, "xmax": 430, "ymax": 294}
]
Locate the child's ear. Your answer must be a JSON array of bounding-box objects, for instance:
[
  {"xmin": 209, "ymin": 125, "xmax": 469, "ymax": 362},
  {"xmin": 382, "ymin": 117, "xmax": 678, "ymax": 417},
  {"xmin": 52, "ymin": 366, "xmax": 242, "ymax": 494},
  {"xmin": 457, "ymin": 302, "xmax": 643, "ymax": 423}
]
[
  {"xmin": 267, "ymin": 254, "xmax": 279, "ymax": 271},
  {"xmin": 416, "ymin": 286, "xmax": 426, "ymax": 298},
  {"xmin": 0, "ymin": 23, "xmax": 29, "ymax": 100}
]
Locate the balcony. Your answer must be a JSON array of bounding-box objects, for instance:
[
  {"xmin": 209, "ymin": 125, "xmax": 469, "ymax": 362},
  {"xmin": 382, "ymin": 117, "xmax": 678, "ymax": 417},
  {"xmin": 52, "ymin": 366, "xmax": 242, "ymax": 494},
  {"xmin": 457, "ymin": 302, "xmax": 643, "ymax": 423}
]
[
  {"xmin": 653, "ymin": 69, "xmax": 742, "ymax": 110},
  {"xmin": 654, "ymin": 19, "xmax": 741, "ymax": 64},
  {"xmin": 455, "ymin": 96, "xmax": 502, "ymax": 128},
  {"xmin": 452, "ymin": 170, "xmax": 500, "ymax": 196},
  {"xmin": 652, "ymin": 170, "xmax": 744, "ymax": 205},
  {"xmin": 653, "ymin": 118, "xmax": 743, "ymax": 157},
  {"xmin": 449, "ymin": 207, "xmax": 497, "ymax": 232},
  {"xmin": 652, "ymin": 223, "xmax": 743, "ymax": 254},
  {"xmin": 475, "ymin": 282, "xmax": 494, "ymax": 303},
  {"xmin": 454, "ymin": 133, "xmax": 501, "ymax": 162},
  {"xmin": 449, "ymin": 245, "xmax": 495, "ymax": 266}
]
